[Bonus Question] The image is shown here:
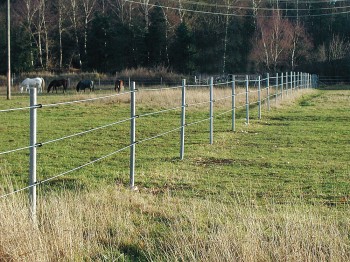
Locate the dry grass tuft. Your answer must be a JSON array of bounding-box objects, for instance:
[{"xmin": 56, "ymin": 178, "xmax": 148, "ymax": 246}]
[{"xmin": 1, "ymin": 187, "xmax": 349, "ymax": 261}]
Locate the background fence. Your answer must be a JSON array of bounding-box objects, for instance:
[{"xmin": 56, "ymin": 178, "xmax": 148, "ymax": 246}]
[{"xmin": 0, "ymin": 72, "xmax": 315, "ymax": 220}]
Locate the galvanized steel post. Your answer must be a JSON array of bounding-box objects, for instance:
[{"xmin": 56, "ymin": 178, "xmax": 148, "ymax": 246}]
[
  {"xmin": 232, "ymin": 75, "xmax": 236, "ymax": 131},
  {"xmin": 267, "ymin": 73, "xmax": 270, "ymax": 111},
  {"xmin": 293, "ymin": 72, "xmax": 296, "ymax": 92},
  {"xmin": 281, "ymin": 72, "xmax": 284, "ymax": 100},
  {"xmin": 130, "ymin": 82, "xmax": 136, "ymax": 189},
  {"xmin": 29, "ymin": 87, "xmax": 37, "ymax": 221},
  {"xmin": 245, "ymin": 75, "xmax": 249, "ymax": 124},
  {"xmin": 209, "ymin": 77, "xmax": 214, "ymax": 144},
  {"xmin": 180, "ymin": 79, "xmax": 186, "ymax": 160},
  {"xmin": 258, "ymin": 75, "xmax": 261, "ymax": 120},
  {"xmin": 286, "ymin": 72, "xmax": 289, "ymax": 96},
  {"xmin": 276, "ymin": 73, "xmax": 278, "ymax": 104}
]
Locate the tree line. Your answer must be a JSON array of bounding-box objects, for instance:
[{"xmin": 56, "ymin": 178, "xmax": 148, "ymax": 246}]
[{"xmin": 1, "ymin": 0, "xmax": 350, "ymax": 76}]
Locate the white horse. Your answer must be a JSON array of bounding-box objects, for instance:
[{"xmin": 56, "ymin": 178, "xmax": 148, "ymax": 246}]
[{"xmin": 19, "ymin": 77, "xmax": 45, "ymax": 93}]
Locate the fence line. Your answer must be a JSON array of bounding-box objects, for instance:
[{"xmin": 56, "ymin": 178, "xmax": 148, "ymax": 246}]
[
  {"xmin": 0, "ymin": 104, "xmax": 40, "ymax": 112},
  {"xmin": 42, "ymin": 91, "xmax": 131, "ymax": 108},
  {"xmin": 41, "ymin": 118, "xmax": 132, "ymax": 146},
  {"xmin": 138, "ymin": 106, "xmax": 182, "ymax": 118},
  {"xmin": 0, "ymin": 72, "xmax": 315, "ymax": 219},
  {"xmin": 141, "ymin": 85, "xmax": 183, "ymax": 92}
]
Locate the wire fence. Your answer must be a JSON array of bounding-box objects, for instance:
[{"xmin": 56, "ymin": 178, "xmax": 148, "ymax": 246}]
[{"xmin": 0, "ymin": 72, "xmax": 315, "ymax": 219}]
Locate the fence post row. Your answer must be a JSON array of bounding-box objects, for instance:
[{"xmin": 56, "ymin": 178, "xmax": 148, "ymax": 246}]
[
  {"xmin": 180, "ymin": 79, "xmax": 186, "ymax": 160},
  {"xmin": 29, "ymin": 86, "xmax": 37, "ymax": 222},
  {"xmin": 6, "ymin": 71, "xmax": 317, "ymax": 218},
  {"xmin": 129, "ymin": 82, "xmax": 136, "ymax": 190}
]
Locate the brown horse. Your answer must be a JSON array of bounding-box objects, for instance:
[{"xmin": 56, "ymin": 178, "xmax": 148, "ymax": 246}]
[{"xmin": 115, "ymin": 79, "xmax": 124, "ymax": 93}]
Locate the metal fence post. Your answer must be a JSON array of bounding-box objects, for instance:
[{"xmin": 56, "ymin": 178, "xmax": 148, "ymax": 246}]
[
  {"xmin": 301, "ymin": 73, "xmax": 303, "ymax": 89},
  {"xmin": 130, "ymin": 82, "xmax": 136, "ymax": 189},
  {"xmin": 286, "ymin": 72, "xmax": 289, "ymax": 96},
  {"xmin": 301, "ymin": 72, "xmax": 303, "ymax": 89},
  {"xmin": 180, "ymin": 79, "xmax": 186, "ymax": 160},
  {"xmin": 286, "ymin": 72, "xmax": 292, "ymax": 96},
  {"xmin": 267, "ymin": 73, "xmax": 270, "ymax": 111},
  {"xmin": 209, "ymin": 77, "xmax": 214, "ymax": 144},
  {"xmin": 275, "ymin": 73, "xmax": 278, "ymax": 104},
  {"xmin": 245, "ymin": 75, "xmax": 249, "ymax": 125},
  {"xmin": 232, "ymin": 75, "xmax": 236, "ymax": 131},
  {"xmin": 29, "ymin": 86, "xmax": 38, "ymax": 221},
  {"xmin": 289, "ymin": 72, "xmax": 292, "ymax": 95},
  {"xmin": 281, "ymin": 72, "xmax": 284, "ymax": 100},
  {"xmin": 258, "ymin": 75, "xmax": 261, "ymax": 120}
]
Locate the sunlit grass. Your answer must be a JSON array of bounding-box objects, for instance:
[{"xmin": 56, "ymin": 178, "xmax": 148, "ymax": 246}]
[{"xmin": 0, "ymin": 87, "xmax": 349, "ymax": 260}]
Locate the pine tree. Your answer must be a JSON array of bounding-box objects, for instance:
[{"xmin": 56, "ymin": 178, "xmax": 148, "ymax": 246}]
[
  {"xmin": 144, "ymin": 4, "xmax": 167, "ymax": 67},
  {"xmin": 170, "ymin": 22, "xmax": 195, "ymax": 74}
]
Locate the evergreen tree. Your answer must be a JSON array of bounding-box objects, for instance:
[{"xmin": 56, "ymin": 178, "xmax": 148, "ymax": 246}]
[
  {"xmin": 192, "ymin": 15, "xmax": 225, "ymax": 74},
  {"xmin": 11, "ymin": 26, "xmax": 34, "ymax": 73},
  {"xmin": 86, "ymin": 14, "xmax": 133, "ymax": 72},
  {"xmin": 170, "ymin": 22, "xmax": 195, "ymax": 74},
  {"xmin": 86, "ymin": 14, "xmax": 111, "ymax": 71},
  {"xmin": 225, "ymin": 16, "xmax": 254, "ymax": 73},
  {"xmin": 144, "ymin": 4, "xmax": 167, "ymax": 67}
]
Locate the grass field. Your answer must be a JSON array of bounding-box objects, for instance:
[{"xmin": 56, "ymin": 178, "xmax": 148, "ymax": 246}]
[{"xmin": 0, "ymin": 86, "xmax": 349, "ymax": 261}]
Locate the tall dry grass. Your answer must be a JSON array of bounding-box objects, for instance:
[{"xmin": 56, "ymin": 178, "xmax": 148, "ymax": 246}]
[
  {"xmin": 93, "ymin": 85, "xmax": 314, "ymax": 111},
  {"xmin": 1, "ymin": 186, "xmax": 349, "ymax": 261}
]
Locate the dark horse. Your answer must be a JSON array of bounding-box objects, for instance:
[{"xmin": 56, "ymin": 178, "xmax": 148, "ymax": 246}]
[
  {"xmin": 115, "ymin": 79, "xmax": 124, "ymax": 93},
  {"xmin": 47, "ymin": 79, "xmax": 68, "ymax": 93},
  {"xmin": 76, "ymin": 80, "xmax": 94, "ymax": 92}
]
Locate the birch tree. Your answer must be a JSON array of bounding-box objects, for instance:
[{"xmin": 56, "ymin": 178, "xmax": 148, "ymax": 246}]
[
  {"xmin": 250, "ymin": 9, "xmax": 294, "ymax": 72},
  {"xmin": 177, "ymin": 0, "xmax": 186, "ymax": 23},
  {"xmin": 290, "ymin": 22, "xmax": 312, "ymax": 70},
  {"xmin": 82, "ymin": 0, "xmax": 96, "ymax": 56},
  {"xmin": 107, "ymin": 0, "xmax": 129, "ymax": 24},
  {"xmin": 328, "ymin": 34, "xmax": 350, "ymax": 61},
  {"xmin": 67, "ymin": 0, "xmax": 82, "ymax": 68},
  {"xmin": 13, "ymin": 0, "xmax": 39, "ymax": 67},
  {"xmin": 38, "ymin": 0, "xmax": 51, "ymax": 69},
  {"xmin": 140, "ymin": 0, "xmax": 152, "ymax": 31},
  {"xmin": 56, "ymin": 0, "xmax": 65, "ymax": 68}
]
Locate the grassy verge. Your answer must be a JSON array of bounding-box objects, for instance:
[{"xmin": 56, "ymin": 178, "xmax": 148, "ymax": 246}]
[{"xmin": 0, "ymin": 87, "xmax": 349, "ymax": 260}]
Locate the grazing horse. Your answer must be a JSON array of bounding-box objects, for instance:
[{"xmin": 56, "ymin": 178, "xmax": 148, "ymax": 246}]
[
  {"xmin": 47, "ymin": 79, "xmax": 68, "ymax": 93},
  {"xmin": 76, "ymin": 80, "xmax": 94, "ymax": 92},
  {"xmin": 19, "ymin": 77, "xmax": 45, "ymax": 93},
  {"xmin": 115, "ymin": 79, "xmax": 124, "ymax": 93}
]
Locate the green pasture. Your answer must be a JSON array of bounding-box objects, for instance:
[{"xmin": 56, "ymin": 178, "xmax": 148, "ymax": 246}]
[{"xmin": 0, "ymin": 87, "xmax": 349, "ymax": 206}]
